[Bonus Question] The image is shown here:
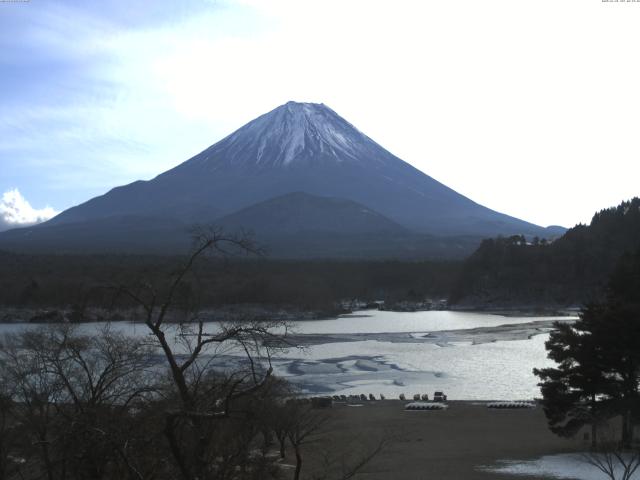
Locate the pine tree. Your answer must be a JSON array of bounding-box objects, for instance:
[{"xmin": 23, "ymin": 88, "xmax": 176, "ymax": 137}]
[{"xmin": 534, "ymin": 248, "xmax": 640, "ymax": 446}]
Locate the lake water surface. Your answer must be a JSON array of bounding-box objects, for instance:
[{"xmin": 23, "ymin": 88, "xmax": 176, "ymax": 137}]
[{"xmin": 0, "ymin": 310, "xmax": 576, "ymax": 400}]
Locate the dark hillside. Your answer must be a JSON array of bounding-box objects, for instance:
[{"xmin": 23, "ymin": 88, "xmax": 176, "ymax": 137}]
[{"xmin": 450, "ymin": 198, "xmax": 640, "ymax": 307}]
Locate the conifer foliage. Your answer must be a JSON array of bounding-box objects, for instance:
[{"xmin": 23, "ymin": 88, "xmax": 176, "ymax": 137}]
[{"xmin": 534, "ymin": 248, "xmax": 640, "ymax": 446}]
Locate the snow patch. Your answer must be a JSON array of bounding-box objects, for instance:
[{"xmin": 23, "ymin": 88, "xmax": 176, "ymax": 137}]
[
  {"xmin": 484, "ymin": 453, "xmax": 640, "ymax": 480},
  {"xmin": 199, "ymin": 101, "xmax": 384, "ymax": 168}
]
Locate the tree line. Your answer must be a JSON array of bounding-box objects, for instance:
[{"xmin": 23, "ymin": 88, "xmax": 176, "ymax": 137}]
[
  {"xmin": 0, "ymin": 249, "xmax": 459, "ymax": 318},
  {"xmin": 450, "ymin": 198, "xmax": 640, "ymax": 307}
]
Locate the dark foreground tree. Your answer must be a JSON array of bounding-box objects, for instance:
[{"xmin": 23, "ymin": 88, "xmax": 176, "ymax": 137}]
[
  {"xmin": 534, "ymin": 248, "xmax": 640, "ymax": 447},
  {"xmin": 533, "ymin": 304, "xmax": 611, "ymax": 445},
  {"xmin": 0, "ymin": 324, "xmax": 157, "ymax": 480},
  {"xmin": 113, "ymin": 226, "xmax": 292, "ymax": 480}
]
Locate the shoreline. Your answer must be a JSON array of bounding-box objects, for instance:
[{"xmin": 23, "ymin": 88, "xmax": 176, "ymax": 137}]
[
  {"xmin": 0, "ymin": 300, "xmax": 582, "ymax": 324},
  {"xmin": 278, "ymin": 318, "xmax": 570, "ymax": 348},
  {"xmin": 450, "ymin": 307, "xmax": 581, "ymax": 317}
]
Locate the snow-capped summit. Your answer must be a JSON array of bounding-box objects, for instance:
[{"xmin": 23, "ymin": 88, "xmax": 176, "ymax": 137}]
[{"xmin": 179, "ymin": 101, "xmax": 387, "ymax": 171}]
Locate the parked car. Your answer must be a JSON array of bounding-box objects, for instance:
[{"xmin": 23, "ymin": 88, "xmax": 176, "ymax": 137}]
[
  {"xmin": 311, "ymin": 396, "xmax": 333, "ymax": 408},
  {"xmin": 433, "ymin": 391, "xmax": 447, "ymax": 402}
]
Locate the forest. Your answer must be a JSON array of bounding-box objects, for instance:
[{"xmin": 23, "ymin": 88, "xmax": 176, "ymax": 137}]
[
  {"xmin": 0, "ymin": 198, "xmax": 639, "ymax": 319},
  {"xmin": 450, "ymin": 198, "xmax": 640, "ymax": 308},
  {"xmin": 0, "ymin": 249, "xmax": 459, "ymax": 320}
]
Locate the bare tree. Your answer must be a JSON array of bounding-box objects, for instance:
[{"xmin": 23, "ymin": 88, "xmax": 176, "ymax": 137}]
[
  {"xmin": 285, "ymin": 403, "xmax": 326, "ymax": 480},
  {"xmin": 582, "ymin": 423, "xmax": 640, "ymax": 480},
  {"xmin": 583, "ymin": 446, "xmax": 640, "ymax": 480},
  {"xmin": 113, "ymin": 227, "xmax": 289, "ymax": 480},
  {"xmin": 0, "ymin": 226, "xmax": 384, "ymax": 480},
  {"xmin": 0, "ymin": 324, "xmax": 157, "ymax": 480},
  {"xmin": 1, "ymin": 327, "xmax": 68, "ymax": 480},
  {"xmin": 0, "ymin": 381, "xmax": 19, "ymax": 480},
  {"xmin": 266, "ymin": 391, "xmax": 388, "ymax": 480}
]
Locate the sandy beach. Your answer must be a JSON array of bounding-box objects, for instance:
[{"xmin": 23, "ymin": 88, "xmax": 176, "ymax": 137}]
[{"xmin": 296, "ymin": 400, "xmax": 585, "ymax": 480}]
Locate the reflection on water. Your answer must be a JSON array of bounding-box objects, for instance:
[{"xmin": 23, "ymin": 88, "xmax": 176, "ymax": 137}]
[
  {"xmin": 288, "ymin": 310, "xmax": 573, "ymax": 334},
  {"xmin": 486, "ymin": 453, "xmax": 640, "ymax": 480},
  {"xmin": 0, "ymin": 310, "xmax": 575, "ymax": 400}
]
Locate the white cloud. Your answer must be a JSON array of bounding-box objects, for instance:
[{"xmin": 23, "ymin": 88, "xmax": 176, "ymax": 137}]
[{"xmin": 0, "ymin": 189, "xmax": 59, "ymax": 232}]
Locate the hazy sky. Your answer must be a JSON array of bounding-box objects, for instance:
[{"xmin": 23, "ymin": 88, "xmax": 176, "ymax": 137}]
[{"xmin": 1, "ymin": 0, "xmax": 639, "ymax": 231}]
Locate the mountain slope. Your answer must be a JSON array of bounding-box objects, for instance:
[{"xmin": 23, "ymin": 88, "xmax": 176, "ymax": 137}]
[
  {"xmin": 46, "ymin": 101, "xmax": 553, "ymax": 238},
  {"xmin": 214, "ymin": 192, "xmax": 477, "ymax": 259},
  {"xmin": 217, "ymin": 192, "xmax": 408, "ymax": 236},
  {"xmin": 0, "ymin": 215, "xmax": 191, "ymax": 254},
  {"xmin": 0, "ymin": 193, "xmax": 483, "ymax": 258}
]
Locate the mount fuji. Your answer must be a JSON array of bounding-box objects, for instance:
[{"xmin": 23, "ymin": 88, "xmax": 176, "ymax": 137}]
[{"xmin": 0, "ymin": 102, "xmax": 563, "ymax": 258}]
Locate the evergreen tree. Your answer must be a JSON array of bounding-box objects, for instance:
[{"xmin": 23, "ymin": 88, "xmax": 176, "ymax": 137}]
[
  {"xmin": 534, "ymin": 248, "xmax": 640, "ymax": 446},
  {"xmin": 533, "ymin": 304, "xmax": 611, "ymax": 445},
  {"xmin": 596, "ymin": 249, "xmax": 640, "ymax": 446},
  {"xmin": 451, "ymin": 197, "xmax": 640, "ymax": 306}
]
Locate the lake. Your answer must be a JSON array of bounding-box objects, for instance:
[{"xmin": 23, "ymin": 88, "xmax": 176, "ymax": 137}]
[{"xmin": 0, "ymin": 310, "xmax": 575, "ymax": 400}]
